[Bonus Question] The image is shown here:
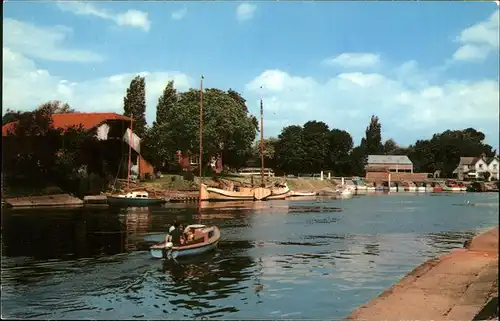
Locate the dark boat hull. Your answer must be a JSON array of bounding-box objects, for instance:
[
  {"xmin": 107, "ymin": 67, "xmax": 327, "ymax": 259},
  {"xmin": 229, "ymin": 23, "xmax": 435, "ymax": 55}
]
[{"xmin": 107, "ymin": 196, "xmax": 166, "ymax": 207}]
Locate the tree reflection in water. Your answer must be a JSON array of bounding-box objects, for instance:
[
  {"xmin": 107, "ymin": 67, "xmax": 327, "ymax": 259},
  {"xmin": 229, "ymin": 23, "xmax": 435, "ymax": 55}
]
[{"xmin": 160, "ymin": 243, "xmax": 255, "ymax": 318}]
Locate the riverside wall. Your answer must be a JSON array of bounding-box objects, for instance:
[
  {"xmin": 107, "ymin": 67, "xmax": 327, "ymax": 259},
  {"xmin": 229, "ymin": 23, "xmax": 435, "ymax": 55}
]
[{"xmin": 345, "ymin": 226, "xmax": 499, "ymax": 321}]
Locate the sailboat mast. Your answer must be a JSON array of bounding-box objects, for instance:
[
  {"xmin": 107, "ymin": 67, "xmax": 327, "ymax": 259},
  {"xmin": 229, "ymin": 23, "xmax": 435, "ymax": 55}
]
[
  {"xmin": 260, "ymin": 97, "xmax": 264, "ymax": 187},
  {"xmin": 127, "ymin": 116, "xmax": 133, "ymax": 190},
  {"xmin": 199, "ymin": 75, "xmax": 204, "ymax": 186}
]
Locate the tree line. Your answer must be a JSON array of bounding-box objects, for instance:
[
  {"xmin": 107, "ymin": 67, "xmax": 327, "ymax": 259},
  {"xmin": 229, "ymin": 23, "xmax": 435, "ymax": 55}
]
[{"xmin": 2, "ymin": 77, "xmax": 497, "ymax": 196}]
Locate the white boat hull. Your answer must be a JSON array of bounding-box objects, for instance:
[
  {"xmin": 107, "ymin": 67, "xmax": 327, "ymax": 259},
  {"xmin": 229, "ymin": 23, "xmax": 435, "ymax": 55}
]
[
  {"xmin": 366, "ymin": 187, "xmax": 376, "ymax": 192},
  {"xmin": 150, "ymin": 225, "xmax": 221, "ymax": 259},
  {"xmin": 405, "ymin": 187, "xmax": 417, "ymax": 192},
  {"xmin": 389, "ymin": 187, "xmax": 397, "ymax": 192},
  {"xmin": 416, "ymin": 187, "xmax": 426, "ymax": 192},
  {"xmin": 425, "ymin": 187, "xmax": 434, "ymax": 193}
]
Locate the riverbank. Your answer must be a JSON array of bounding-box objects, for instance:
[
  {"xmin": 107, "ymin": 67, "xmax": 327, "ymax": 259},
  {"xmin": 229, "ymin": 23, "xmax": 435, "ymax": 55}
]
[{"xmin": 345, "ymin": 226, "xmax": 499, "ymax": 321}]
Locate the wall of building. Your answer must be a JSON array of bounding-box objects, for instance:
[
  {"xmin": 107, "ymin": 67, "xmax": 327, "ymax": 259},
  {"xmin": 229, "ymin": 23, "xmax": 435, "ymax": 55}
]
[
  {"xmin": 139, "ymin": 155, "xmax": 154, "ymax": 178},
  {"xmin": 367, "ymin": 163, "xmax": 413, "ymax": 171},
  {"xmin": 365, "ymin": 172, "xmax": 428, "ymax": 182}
]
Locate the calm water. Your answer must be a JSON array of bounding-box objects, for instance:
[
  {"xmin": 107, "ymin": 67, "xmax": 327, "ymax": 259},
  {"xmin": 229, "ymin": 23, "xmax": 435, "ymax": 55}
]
[{"xmin": 1, "ymin": 193, "xmax": 498, "ymax": 319}]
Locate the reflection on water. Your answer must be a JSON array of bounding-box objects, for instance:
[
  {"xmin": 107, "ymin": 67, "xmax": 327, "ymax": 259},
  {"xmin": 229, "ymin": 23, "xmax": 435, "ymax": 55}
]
[{"xmin": 1, "ymin": 193, "xmax": 498, "ymax": 319}]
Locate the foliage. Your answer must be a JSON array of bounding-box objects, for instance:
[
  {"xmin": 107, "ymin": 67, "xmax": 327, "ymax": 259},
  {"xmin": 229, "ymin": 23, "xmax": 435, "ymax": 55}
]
[
  {"xmin": 2, "ymin": 108, "xmax": 22, "ymax": 125},
  {"xmin": 275, "ymin": 125, "xmax": 307, "ymax": 174},
  {"xmin": 155, "ymin": 80, "xmax": 177, "ymax": 126},
  {"xmin": 123, "ymin": 75, "xmax": 147, "ymax": 137},
  {"xmin": 151, "ymin": 87, "xmax": 258, "ymax": 171},
  {"xmin": 37, "ymin": 100, "xmax": 75, "ymax": 114},
  {"xmin": 360, "ymin": 115, "xmax": 384, "ymax": 155},
  {"xmin": 3, "ymin": 104, "xmax": 102, "ymax": 196},
  {"xmin": 328, "ymin": 129, "xmax": 354, "ymax": 176},
  {"xmin": 407, "ymin": 128, "xmax": 495, "ymax": 177},
  {"xmin": 250, "ymin": 137, "xmax": 278, "ymax": 169}
]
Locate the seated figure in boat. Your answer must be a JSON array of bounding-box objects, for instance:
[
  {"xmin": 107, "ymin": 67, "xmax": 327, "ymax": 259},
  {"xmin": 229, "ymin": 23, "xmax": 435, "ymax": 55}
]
[{"xmin": 169, "ymin": 222, "xmax": 183, "ymax": 246}]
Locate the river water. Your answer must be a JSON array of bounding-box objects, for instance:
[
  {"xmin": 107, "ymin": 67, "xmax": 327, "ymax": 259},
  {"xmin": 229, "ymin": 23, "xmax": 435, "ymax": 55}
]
[{"xmin": 1, "ymin": 192, "xmax": 498, "ymax": 319}]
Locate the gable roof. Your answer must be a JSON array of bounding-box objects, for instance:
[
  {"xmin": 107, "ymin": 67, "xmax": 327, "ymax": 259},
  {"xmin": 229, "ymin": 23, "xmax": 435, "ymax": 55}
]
[
  {"xmin": 486, "ymin": 156, "xmax": 499, "ymax": 164},
  {"xmin": 2, "ymin": 112, "xmax": 131, "ymax": 136},
  {"xmin": 367, "ymin": 155, "xmax": 413, "ymax": 165}
]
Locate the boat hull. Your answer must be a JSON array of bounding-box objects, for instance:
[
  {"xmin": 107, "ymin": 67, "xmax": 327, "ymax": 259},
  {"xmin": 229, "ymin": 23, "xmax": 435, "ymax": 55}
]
[
  {"xmin": 290, "ymin": 191, "xmax": 317, "ymax": 197},
  {"xmin": 107, "ymin": 196, "xmax": 165, "ymax": 207},
  {"xmin": 416, "ymin": 187, "xmax": 426, "ymax": 192},
  {"xmin": 200, "ymin": 184, "xmax": 255, "ymax": 201},
  {"xmin": 150, "ymin": 226, "xmax": 221, "ymax": 259},
  {"xmin": 425, "ymin": 187, "xmax": 434, "ymax": 193},
  {"xmin": 442, "ymin": 186, "xmax": 462, "ymax": 192}
]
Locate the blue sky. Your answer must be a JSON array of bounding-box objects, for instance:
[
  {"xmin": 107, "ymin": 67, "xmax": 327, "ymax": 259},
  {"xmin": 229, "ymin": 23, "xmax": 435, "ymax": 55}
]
[{"xmin": 3, "ymin": 1, "xmax": 499, "ymax": 150}]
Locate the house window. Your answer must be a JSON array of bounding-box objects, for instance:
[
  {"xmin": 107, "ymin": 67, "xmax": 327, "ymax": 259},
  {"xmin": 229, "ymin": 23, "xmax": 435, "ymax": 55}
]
[
  {"xmin": 479, "ymin": 164, "xmax": 483, "ymax": 169},
  {"xmin": 494, "ymin": 164, "xmax": 498, "ymax": 170}
]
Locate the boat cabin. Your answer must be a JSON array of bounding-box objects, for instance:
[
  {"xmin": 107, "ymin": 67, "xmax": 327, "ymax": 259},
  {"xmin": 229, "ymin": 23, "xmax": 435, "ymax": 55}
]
[{"xmin": 120, "ymin": 191, "xmax": 149, "ymax": 198}]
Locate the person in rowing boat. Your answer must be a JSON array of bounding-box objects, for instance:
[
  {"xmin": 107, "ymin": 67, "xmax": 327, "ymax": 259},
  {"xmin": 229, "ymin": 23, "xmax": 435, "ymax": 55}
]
[{"xmin": 169, "ymin": 221, "xmax": 183, "ymax": 247}]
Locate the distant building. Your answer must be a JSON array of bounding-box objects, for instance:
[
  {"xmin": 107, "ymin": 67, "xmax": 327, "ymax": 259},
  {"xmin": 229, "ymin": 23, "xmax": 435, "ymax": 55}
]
[
  {"xmin": 366, "ymin": 155, "xmax": 414, "ymax": 173},
  {"xmin": 453, "ymin": 156, "xmax": 499, "ymax": 181},
  {"xmin": 2, "ymin": 112, "xmax": 154, "ymax": 179}
]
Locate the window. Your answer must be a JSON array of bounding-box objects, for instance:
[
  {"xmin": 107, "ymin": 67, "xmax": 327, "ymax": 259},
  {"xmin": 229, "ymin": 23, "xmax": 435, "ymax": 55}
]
[
  {"xmin": 494, "ymin": 164, "xmax": 498, "ymax": 170},
  {"xmin": 479, "ymin": 164, "xmax": 483, "ymax": 169}
]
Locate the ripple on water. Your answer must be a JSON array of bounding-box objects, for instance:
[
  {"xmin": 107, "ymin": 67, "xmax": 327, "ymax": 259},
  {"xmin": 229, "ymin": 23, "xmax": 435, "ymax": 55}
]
[{"xmin": 1, "ymin": 193, "xmax": 498, "ymax": 319}]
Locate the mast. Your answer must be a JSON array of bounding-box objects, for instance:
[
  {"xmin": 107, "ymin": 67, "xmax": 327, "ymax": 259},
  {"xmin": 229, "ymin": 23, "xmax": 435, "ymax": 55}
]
[
  {"xmin": 260, "ymin": 96, "xmax": 264, "ymax": 187},
  {"xmin": 199, "ymin": 75, "xmax": 204, "ymax": 195},
  {"xmin": 127, "ymin": 115, "xmax": 133, "ymax": 191}
]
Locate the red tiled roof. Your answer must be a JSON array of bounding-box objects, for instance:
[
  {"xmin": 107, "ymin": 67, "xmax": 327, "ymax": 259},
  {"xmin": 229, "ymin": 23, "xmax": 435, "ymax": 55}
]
[{"xmin": 2, "ymin": 112, "xmax": 131, "ymax": 136}]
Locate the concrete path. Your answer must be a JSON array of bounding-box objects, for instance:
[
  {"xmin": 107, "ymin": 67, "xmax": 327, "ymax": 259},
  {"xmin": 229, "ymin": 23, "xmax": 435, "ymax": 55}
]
[{"xmin": 346, "ymin": 227, "xmax": 498, "ymax": 321}]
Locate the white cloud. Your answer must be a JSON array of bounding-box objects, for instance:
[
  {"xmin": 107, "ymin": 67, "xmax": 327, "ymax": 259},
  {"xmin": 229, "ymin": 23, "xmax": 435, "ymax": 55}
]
[
  {"xmin": 322, "ymin": 53, "xmax": 381, "ymax": 69},
  {"xmin": 244, "ymin": 65, "xmax": 499, "ymax": 147},
  {"xmin": 171, "ymin": 7, "xmax": 187, "ymax": 20},
  {"xmin": 56, "ymin": 1, "xmax": 151, "ymax": 31},
  {"xmin": 3, "ymin": 19, "xmax": 103, "ymax": 62},
  {"xmin": 2, "ymin": 48, "xmax": 191, "ymax": 124},
  {"xmin": 453, "ymin": 9, "xmax": 499, "ymax": 62},
  {"xmin": 236, "ymin": 3, "xmax": 257, "ymax": 21}
]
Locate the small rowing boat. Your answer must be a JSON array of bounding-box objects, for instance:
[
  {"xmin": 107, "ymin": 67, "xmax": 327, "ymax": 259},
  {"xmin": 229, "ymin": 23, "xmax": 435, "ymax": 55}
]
[{"xmin": 150, "ymin": 224, "xmax": 221, "ymax": 259}]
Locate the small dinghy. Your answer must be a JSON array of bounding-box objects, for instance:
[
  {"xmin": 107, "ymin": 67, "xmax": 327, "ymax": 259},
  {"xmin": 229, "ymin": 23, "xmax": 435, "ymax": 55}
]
[
  {"xmin": 289, "ymin": 191, "xmax": 317, "ymax": 197},
  {"xmin": 150, "ymin": 224, "xmax": 221, "ymax": 259}
]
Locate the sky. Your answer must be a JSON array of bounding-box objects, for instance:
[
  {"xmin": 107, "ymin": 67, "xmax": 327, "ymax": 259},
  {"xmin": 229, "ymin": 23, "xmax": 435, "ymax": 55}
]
[{"xmin": 3, "ymin": 1, "xmax": 499, "ymax": 150}]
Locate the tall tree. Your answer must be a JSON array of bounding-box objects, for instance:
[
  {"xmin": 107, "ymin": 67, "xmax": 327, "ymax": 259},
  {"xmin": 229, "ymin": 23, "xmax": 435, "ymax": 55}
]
[
  {"xmin": 360, "ymin": 115, "xmax": 384, "ymax": 155},
  {"xmin": 155, "ymin": 80, "xmax": 177, "ymax": 126},
  {"xmin": 123, "ymin": 75, "xmax": 147, "ymax": 137},
  {"xmin": 275, "ymin": 125, "xmax": 307, "ymax": 175},
  {"xmin": 383, "ymin": 138, "xmax": 399, "ymax": 155},
  {"xmin": 328, "ymin": 129, "xmax": 354, "ymax": 175},
  {"xmin": 301, "ymin": 121, "xmax": 331, "ymax": 173},
  {"xmin": 152, "ymin": 88, "xmax": 258, "ymax": 171}
]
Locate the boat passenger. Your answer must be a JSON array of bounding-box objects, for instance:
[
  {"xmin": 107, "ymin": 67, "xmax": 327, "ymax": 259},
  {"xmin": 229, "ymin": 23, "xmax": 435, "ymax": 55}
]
[{"xmin": 169, "ymin": 222, "xmax": 183, "ymax": 246}]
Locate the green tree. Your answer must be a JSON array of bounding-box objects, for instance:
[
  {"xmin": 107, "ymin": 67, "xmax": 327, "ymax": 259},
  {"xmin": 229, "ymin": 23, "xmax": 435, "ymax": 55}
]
[
  {"xmin": 328, "ymin": 129, "xmax": 354, "ymax": 175},
  {"xmin": 2, "ymin": 108, "xmax": 22, "ymax": 125},
  {"xmin": 123, "ymin": 75, "xmax": 147, "ymax": 137},
  {"xmin": 155, "ymin": 80, "xmax": 177, "ymax": 126},
  {"xmin": 154, "ymin": 88, "xmax": 257, "ymax": 171},
  {"xmin": 383, "ymin": 138, "xmax": 399, "ymax": 155},
  {"xmin": 408, "ymin": 128, "xmax": 495, "ymax": 177},
  {"xmin": 360, "ymin": 115, "xmax": 384, "ymax": 155},
  {"xmin": 250, "ymin": 137, "xmax": 278, "ymax": 169},
  {"xmin": 301, "ymin": 121, "xmax": 331, "ymax": 173},
  {"xmin": 37, "ymin": 100, "xmax": 74, "ymax": 114},
  {"xmin": 275, "ymin": 125, "xmax": 307, "ymax": 175}
]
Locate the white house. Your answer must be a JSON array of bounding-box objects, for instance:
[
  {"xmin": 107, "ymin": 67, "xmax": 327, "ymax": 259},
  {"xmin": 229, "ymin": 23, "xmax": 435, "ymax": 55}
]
[
  {"xmin": 486, "ymin": 156, "xmax": 499, "ymax": 181},
  {"xmin": 453, "ymin": 156, "xmax": 489, "ymax": 180}
]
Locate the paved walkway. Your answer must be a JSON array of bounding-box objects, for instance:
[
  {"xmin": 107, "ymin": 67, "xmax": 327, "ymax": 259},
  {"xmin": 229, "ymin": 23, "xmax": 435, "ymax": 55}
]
[{"xmin": 345, "ymin": 227, "xmax": 498, "ymax": 321}]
